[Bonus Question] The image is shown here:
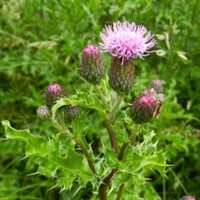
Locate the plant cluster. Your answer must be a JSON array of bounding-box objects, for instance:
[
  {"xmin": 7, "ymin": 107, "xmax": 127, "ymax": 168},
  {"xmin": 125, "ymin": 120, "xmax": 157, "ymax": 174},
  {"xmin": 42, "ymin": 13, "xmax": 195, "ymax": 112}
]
[{"xmin": 2, "ymin": 21, "xmax": 168, "ymax": 199}]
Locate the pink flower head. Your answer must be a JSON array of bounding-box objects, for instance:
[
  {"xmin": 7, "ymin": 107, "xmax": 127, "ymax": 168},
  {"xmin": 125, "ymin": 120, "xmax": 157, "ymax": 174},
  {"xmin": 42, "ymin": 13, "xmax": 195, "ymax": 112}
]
[
  {"xmin": 80, "ymin": 44, "xmax": 105, "ymax": 84},
  {"xmin": 130, "ymin": 88, "xmax": 163, "ymax": 123},
  {"xmin": 100, "ymin": 21, "xmax": 156, "ymax": 63},
  {"xmin": 149, "ymin": 79, "xmax": 163, "ymax": 93},
  {"xmin": 44, "ymin": 83, "xmax": 66, "ymax": 107},
  {"xmin": 83, "ymin": 45, "xmax": 100, "ymax": 57},
  {"xmin": 47, "ymin": 83, "xmax": 63, "ymax": 93},
  {"xmin": 182, "ymin": 195, "xmax": 196, "ymax": 200}
]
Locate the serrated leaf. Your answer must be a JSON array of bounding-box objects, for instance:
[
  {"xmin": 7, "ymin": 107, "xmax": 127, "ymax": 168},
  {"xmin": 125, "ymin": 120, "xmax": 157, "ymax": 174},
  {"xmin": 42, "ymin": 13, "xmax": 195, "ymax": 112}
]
[
  {"xmin": 2, "ymin": 120, "xmax": 49, "ymax": 156},
  {"xmin": 2, "ymin": 120, "xmax": 93, "ymax": 190},
  {"xmin": 104, "ymin": 148, "xmax": 119, "ymax": 168},
  {"xmin": 52, "ymin": 90, "xmax": 106, "ymax": 120},
  {"xmin": 56, "ymin": 168, "xmax": 75, "ymax": 189},
  {"xmin": 137, "ymin": 151, "xmax": 166, "ymax": 174}
]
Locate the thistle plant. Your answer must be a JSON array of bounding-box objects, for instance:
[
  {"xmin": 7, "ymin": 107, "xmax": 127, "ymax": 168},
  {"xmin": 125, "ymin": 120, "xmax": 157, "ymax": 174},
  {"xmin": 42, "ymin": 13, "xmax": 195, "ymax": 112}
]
[{"xmin": 2, "ymin": 21, "xmax": 167, "ymax": 199}]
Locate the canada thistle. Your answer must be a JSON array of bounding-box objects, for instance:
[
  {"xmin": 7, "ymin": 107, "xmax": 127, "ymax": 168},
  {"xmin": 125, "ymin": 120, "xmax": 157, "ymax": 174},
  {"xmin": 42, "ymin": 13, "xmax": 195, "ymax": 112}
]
[
  {"xmin": 109, "ymin": 57, "xmax": 135, "ymax": 94},
  {"xmin": 36, "ymin": 105, "xmax": 50, "ymax": 119},
  {"xmin": 130, "ymin": 88, "xmax": 163, "ymax": 123},
  {"xmin": 182, "ymin": 196, "xmax": 196, "ymax": 200},
  {"xmin": 100, "ymin": 21, "xmax": 156, "ymax": 94},
  {"xmin": 149, "ymin": 79, "xmax": 163, "ymax": 93},
  {"xmin": 65, "ymin": 105, "xmax": 81, "ymax": 120},
  {"xmin": 44, "ymin": 83, "xmax": 66, "ymax": 107},
  {"xmin": 80, "ymin": 45, "xmax": 105, "ymax": 84}
]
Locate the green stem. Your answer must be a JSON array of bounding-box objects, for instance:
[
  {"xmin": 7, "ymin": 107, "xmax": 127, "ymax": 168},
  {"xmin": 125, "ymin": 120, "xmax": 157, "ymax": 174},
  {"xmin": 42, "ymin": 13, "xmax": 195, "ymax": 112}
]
[
  {"xmin": 95, "ymin": 85, "xmax": 107, "ymax": 106},
  {"xmin": 51, "ymin": 118, "xmax": 96, "ymax": 175},
  {"xmin": 163, "ymin": 176, "xmax": 166, "ymax": 200},
  {"xmin": 104, "ymin": 118, "xmax": 118, "ymax": 153},
  {"xmin": 118, "ymin": 133, "xmax": 136, "ymax": 160},
  {"xmin": 98, "ymin": 168, "xmax": 118, "ymax": 200},
  {"xmin": 98, "ymin": 121, "xmax": 137, "ymax": 199},
  {"xmin": 116, "ymin": 183, "xmax": 125, "ymax": 200},
  {"xmin": 109, "ymin": 95, "xmax": 123, "ymax": 122},
  {"xmin": 98, "ymin": 184, "xmax": 107, "ymax": 200},
  {"xmin": 118, "ymin": 141, "xmax": 129, "ymax": 161},
  {"xmin": 170, "ymin": 169, "xmax": 188, "ymax": 194},
  {"xmin": 51, "ymin": 120, "xmax": 62, "ymax": 132},
  {"xmin": 103, "ymin": 168, "xmax": 118, "ymax": 183},
  {"xmin": 75, "ymin": 138, "xmax": 97, "ymax": 175},
  {"xmin": 59, "ymin": 110, "xmax": 66, "ymax": 130}
]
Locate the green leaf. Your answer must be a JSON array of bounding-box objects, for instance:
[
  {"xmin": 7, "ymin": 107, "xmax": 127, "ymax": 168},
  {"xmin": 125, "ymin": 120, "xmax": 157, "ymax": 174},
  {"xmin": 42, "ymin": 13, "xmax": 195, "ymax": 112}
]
[
  {"xmin": 52, "ymin": 90, "xmax": 106, "ymax": 120},
  {"xmin": 2, "ymin": 120, "xmax": 93, "ymax": 190},
  {"xmin": 104, "ymin": 148, "xmax": 119, "ymax": 168},
  {"xmin": 119, "ymin": 130, "xmax": 166, "ymax": 181},
  {"xmin": 2, "ymin": 120, "xmax": 49, "ymax": 157}
]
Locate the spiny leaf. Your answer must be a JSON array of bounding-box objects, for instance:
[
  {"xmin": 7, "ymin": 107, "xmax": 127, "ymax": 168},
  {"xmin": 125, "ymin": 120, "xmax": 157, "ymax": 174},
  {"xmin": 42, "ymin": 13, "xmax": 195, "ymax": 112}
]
[
  {"xmin": 2, "ymin": 120, "xmax": 49, "ymax": 156},
  {"xmin": 2, "ymin": 120, "xmax": 93, "ymax": 190},
  {"xmin": 52, "ymin": 90, "xmax": 106, "ymax": 120}
]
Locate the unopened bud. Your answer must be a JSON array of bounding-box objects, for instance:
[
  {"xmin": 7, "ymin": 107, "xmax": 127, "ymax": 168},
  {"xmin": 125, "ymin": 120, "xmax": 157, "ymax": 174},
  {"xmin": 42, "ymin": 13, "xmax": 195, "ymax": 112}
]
[
  {"xmin": 157, "ymin": 93, "xmax": 166, "ymax": 103},
  {"xmin": 65, "ymin": 105, "xmax": 81, "ymax": 120},
  {"xmin": 80, "ymin": 45, "xmax": 105, "ymax": 84},
  {"xmin": 149, "ymin": 79, "xmax": 163, "ymax": 93},
  {"xmin": 182, "ymin": 195, "xmax": 196, "ymax": 200},
  {"xmin": 130, "ymin": 89, "xmax": 161, "ymax": 123},
  {"xmin": 44, "ymin": 83, "xmax": 66, "ymax": 107},
  {"xmin": 37, "ymin": 105, "xmax": 50, "ymax": 119},
  {"xmin": 109, "ymin": 57, "xmax": 135, "ymax": 94}
]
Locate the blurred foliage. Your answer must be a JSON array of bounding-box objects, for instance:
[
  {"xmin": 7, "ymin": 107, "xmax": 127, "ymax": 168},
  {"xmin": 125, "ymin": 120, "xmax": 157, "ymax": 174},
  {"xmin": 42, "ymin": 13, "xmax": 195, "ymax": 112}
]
[{"xmin": 0, "ymin": 0, "xmax": 200, "ymax": 199}]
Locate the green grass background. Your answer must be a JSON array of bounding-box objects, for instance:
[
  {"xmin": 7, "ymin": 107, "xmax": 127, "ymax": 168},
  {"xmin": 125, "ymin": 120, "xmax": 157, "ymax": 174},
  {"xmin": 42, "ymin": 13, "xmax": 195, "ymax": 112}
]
[{"xmin": 0, "ymin": 0, "xmax": 200, "ymax": 199}]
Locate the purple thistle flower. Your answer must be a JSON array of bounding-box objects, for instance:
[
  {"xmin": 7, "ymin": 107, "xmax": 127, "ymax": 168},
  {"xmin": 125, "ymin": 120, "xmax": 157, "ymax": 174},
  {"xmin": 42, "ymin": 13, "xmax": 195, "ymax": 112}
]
[
  {"xmin": 130, "ymin": 88, "xmax": 163, "ymax": 123},
  {"xmin": 182, "ymin": 195, "xmax": 196, "ymax": 200},
  {"xmin": 149, "ymin": 79, "xmax": 163, "ymax": 93},
  {"xmin": 100, "ymin": 21, "xmax": 156, "ymax": 63},
  {"xmin": 44, "ymin": 83, "xmax": 66, "ymax": 107},
  {"xmin": 37, "ymin": 105, "xmax": 50, "ymax": 119},
  {"xmin": 65, "ymin": 105, "xmax": 81, "ymax": 120}
]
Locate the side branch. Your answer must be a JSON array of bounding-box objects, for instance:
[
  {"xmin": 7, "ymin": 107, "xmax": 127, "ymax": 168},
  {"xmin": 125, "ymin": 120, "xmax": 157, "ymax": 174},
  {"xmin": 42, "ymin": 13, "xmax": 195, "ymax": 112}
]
[
  {"xmin": 75, "ymin": 139, "xmax": 97, "ymax": 175},
  {"xmin": 104, "ymin": 118, "xmax": 119, "ymax": 153},
  {"xmin": 98, "ymin": 168, "xmax": 118, "ymax": 200}
]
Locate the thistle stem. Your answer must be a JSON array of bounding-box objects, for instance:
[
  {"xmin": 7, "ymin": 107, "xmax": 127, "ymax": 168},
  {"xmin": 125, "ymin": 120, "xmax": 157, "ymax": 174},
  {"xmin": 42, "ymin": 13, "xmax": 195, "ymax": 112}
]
[
  {"xmin": 98, "ymin": 168, "xmax": 118, "ymax": 200},
  {"xmin": 170, "ymin": 169, "xmax": 188, "ymax": 194},
  {"xmin": 118, "ymin": 141, "xmax": 129, "ymax": 161},
  {"xmin": 98, "ymin": 184, "xmax": 107, "ymax": 200},
  {"xmin": 109, "ymin": 94, "xmax": 123, "ymax": 122},
  {"xmin": 118, "ymin": 133, "xmax": 136, "ymax": 160},
  {"xmin": 116, "ymin": 183, "xmax": 125, "ymax": 200},
  {"xmin": 51, "ymin": 117, "xmax": 96, "ymax": 175},
  {"xmin": 104, "ymin": 118, "xmax": 118, "ymax": 153},
  {"xmin": 75, "ymin": 138, "xmax": 97, "ymax": 175},
  {"xmin": 99, "ymin": 123, "xmax": 136, "ymax": 199},
  {"xmin": 59, "ymin": 110, "xmax": 66, "ymax": 130},
  {"xmin": 95, "ymin": 85, "xmax": 107, "ymax": 105}
]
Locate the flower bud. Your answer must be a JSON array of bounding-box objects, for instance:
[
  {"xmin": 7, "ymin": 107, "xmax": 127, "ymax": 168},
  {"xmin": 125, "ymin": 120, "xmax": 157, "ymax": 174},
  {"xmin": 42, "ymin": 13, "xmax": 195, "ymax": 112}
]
[
  {"xmin": 157, "ymin": 93, "xmax": 166, "ymax": 103},
  {"xmin": 130, "ymin": 89, "xmax": 161, "ymax": 123},
  {"xmin": 149, "ymin": 79, "xmax": 163, "ymax": 93},
  {"xmin": 109, "ymin": 57, "xmax": 135, "ymax": 94},
  {"xmin": 44, "ymin": 83, "xmax": 66, "ymax": 107},
  {"xmin": 37, "ymin": 105, "xmax": 50, "ymax": 119},
  {"xmin": 182, "ymin": 195, "xmax": 196, "ymax": 200},
  {"xmin": 80, "ymin": 45, "xmax": 105, "ymax": 84},
  {"xmin": 65, "ymin": 105, "xmax": 81, "ymax": 120}
]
